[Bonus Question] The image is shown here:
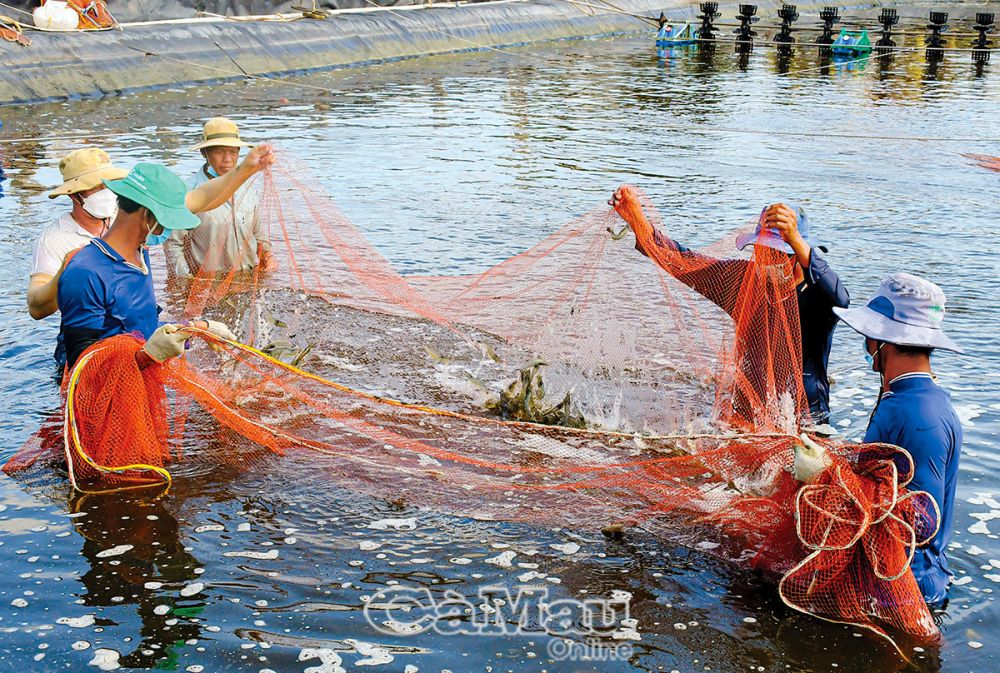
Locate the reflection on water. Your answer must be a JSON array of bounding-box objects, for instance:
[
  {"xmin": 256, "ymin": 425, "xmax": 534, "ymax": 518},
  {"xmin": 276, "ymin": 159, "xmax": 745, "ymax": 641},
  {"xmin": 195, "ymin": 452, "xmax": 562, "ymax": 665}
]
[
  {"xmin": 69, "ymin": 489, "xmax": 204, "ymax": 669},
  {"xmin": 1, "ymin": 17, "xmax": 999, "ymax": 673}
]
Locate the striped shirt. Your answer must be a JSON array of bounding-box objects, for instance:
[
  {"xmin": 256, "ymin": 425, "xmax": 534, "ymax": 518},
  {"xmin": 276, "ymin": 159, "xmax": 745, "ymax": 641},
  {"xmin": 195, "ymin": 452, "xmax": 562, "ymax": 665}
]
[{"xmin": 31, "ymin": 213, "xmax": 103, "ymax": 278}]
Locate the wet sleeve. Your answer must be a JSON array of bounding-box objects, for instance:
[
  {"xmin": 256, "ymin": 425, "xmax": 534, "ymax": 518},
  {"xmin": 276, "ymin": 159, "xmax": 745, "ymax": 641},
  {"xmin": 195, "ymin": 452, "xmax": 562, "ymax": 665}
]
[
  {"xmin": 638, "ymin": 229, "xmax": 743, "ymax": 316},
  {"xmin": 806, "ymin": 250, "xmax": 850, "ymax": 309}
]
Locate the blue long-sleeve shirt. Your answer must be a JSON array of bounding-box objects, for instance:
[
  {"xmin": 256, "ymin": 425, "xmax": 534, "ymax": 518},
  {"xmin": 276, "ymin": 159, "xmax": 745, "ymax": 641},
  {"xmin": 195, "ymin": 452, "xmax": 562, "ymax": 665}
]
[
  {"xmin": 864, "ymin": 372, "xmax": 962, "ymax": 604},
  {"xmin": 641, "ymin": 230, "xmax": 850, "ymax": 423}
]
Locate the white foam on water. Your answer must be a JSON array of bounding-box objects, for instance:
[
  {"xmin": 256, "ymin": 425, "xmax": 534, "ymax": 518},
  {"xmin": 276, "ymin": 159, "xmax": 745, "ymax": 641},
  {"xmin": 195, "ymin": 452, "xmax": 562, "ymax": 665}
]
[
  {"xmin": 382, "ymin": 620, "xmax": 423, "ymax": 635},
  {"xmin": 72, "ymin": 641, "xmax": 91, "ymax": 651},
  {"xmin": 10, "ymin": 599, "xmax": 27, "ymax": 608},
  {"xmin": 153, "ymin": 605, "xmax": 170, "ymax": 616},
  {"xmin": 186, "ymin": 666, "xmax": 204, "ymax": 672},
  {"xmin": 95, "ymin": 545, "xmax": 133, "ymax": 559},
  {"xmin": 484, "ymin": 551, "xmax": 516, "ymax": 568},
  {"xmin": 56, "ymin": 614, "xmax": 95, "ymax": 628},
  {"xmin": 968, "ymin": 545, "xmax": 987, "ymax": 556},
  {"xmin": 516, "ymin": 434, "xmax": 615, "ymax": 464},
  {"xmin": 955, "ymin": 404, "xmax": 983, "ymax": 427},
  {"xmin": 610, "ymin": 590, "xmax": 633, "ymax": 602},
  {"xmin": 368, "ymin": 518, "xmax": 417, "ymax": 531},
  {"xmin": 180, "ymin": 582, "xmax": 205, "ymax": 597},
  {"xmin": 612, "ymin": 617, "xmax": 641, "ymax": 641},
  {"xmin": 298, "ymin": 648, "xmax": 346, "ymax": 673},
  {"xmin": 953, "ymin": 576, "xmax": 973, "ymax": 586},
  {"xmin": 449, "ymin": 558, "xmax": 472, "ymax": 565},
  {"xmin": 144, "ymin": 582, "xmax": 163, "ymax": 590},
  {"xmin": 743, "ymin": 617, "xmax": 758, "ymax": 624},
  {"xmin": 969, "ymin": 521, "xmax": 991, "ymax": 535},
  {"xmin": 359, "ymin": 541, "xmax": 382, "ymax": 551},
  {"xmin": 984, "ymin": 574, "xmax": 1000, "ymax": 584},
  {"xmin": 517, "ymin": 571, "xmax": 546, "ymax": 582},
  {"xmin": 968, "ymin": 641, "xmax": 983, "ymax": 649},
  {"xmin": 237, "ymin": 523, "xmax": 252, "ymax": 532},
  {"xmin": 194, "ymin": 525, "xmax": 225, "ymax": 533},
  {"xmin": 550, "ymin": 542, "xmax": 580, "ymax": 555},
  {"xmin": 223, "ymin": 550, "xmax": 279, "ymax": 560},
  {"xmin": 346, "ymin": 640, "xmax": 394, "ymax": 666},
  {"xmin": 88, "ymin": 648, "xmax": 121, "ymax": 671},
  {"xmin": 404, "ymin": 666, "xmax": 419, "ymax": 673}
]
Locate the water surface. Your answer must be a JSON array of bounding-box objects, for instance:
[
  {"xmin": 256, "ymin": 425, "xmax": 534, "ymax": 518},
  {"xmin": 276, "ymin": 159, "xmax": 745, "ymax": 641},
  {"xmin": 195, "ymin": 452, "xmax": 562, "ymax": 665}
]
[{"xmin": 1, "ymin": 20, "xmax": 999, "ymax": 673}]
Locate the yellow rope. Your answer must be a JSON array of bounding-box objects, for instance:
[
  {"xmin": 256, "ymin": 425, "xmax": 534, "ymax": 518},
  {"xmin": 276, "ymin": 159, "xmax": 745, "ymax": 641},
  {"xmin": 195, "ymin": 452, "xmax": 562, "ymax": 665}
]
[
  {"xmin": 184, "ymin": 327, "xmax": 789, "ymax": 444},
  {"xmin": 65, "ymin": 348, "xmax": 172, "ymax": 493}
]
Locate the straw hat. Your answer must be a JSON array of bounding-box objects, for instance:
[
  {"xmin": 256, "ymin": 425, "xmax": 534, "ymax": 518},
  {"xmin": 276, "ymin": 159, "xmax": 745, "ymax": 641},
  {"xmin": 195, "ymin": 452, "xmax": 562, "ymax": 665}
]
[
  {"xmin": 48, "ymin": 148, "xmax": 128, "ymax": 199},
  {"xmin": 191, "ymin": 117, "xmax": 251, "ymax": 151}
]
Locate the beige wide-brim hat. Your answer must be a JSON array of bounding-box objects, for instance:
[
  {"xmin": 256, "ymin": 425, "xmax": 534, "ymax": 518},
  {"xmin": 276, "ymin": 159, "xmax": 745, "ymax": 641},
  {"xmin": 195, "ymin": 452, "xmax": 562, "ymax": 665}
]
[
  {"xmin": 191, "ymin": 117, "xmax": 251, "ymax": 151},
  {"xmin": 48, "ymin": 147, "xmax": 128, "ymax": 199}
]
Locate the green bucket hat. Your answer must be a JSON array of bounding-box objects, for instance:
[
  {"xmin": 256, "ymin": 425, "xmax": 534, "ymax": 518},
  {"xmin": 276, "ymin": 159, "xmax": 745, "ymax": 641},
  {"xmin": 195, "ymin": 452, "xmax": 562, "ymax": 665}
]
[{"xmin": 103, "ymin": 163, "xmax": 199, "ymax": 231}]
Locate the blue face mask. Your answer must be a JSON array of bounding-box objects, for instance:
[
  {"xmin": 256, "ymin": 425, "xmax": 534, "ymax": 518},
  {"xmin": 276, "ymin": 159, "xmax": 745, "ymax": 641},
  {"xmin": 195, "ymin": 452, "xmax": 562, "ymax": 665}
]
[
  {"xmin": 144, "ymin": 215, "xmax": 169, "ymax": 247},
  {"xmin": 865, "ymin": 341, "xmax": 883, "ymax": 369},
  {"xmin": 146, "ymin": 231, "xmax": 169, "ymax": 247}
]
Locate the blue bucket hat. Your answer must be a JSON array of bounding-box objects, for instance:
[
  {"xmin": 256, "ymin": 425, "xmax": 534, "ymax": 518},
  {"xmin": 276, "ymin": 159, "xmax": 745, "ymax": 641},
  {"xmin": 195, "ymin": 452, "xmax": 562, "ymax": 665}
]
[
  {"xmin": 735, "ymin": 204, "xmax": 824, "ymax": 254},
  {"xmin": 833, "ymin": 273, "xmax": 963, "ymax": 353}
]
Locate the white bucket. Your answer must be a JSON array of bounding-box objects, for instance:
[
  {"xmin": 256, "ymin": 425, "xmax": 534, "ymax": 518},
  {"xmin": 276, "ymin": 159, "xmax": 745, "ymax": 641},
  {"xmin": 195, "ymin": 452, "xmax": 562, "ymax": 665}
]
[{"xmin": 33, "ymin": 1, "xmax": 79, "ymax": 32}]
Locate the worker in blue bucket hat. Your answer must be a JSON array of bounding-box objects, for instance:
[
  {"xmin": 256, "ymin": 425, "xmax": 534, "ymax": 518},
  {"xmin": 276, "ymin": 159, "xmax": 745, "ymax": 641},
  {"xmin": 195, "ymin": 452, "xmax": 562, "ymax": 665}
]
[
  {"xmin": 609, "ymin": 191, "xmax": 850, "ymax": 428},
  {"xmin": 834, "ymin": 273, "xmax": 964, "ymax": 605}
]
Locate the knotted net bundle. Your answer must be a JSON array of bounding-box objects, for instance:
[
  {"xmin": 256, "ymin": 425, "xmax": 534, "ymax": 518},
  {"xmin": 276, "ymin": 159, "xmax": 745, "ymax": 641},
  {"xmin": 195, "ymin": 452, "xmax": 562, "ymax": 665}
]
[{"xmin": 5, "ymin": 154, "xmax": 940, "ymax": 649}]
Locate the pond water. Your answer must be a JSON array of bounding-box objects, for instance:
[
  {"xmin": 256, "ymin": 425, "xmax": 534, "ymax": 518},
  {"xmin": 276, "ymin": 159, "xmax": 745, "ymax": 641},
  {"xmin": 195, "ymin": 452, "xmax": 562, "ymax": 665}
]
[{"xmin": 1, "ymin": 17, "xmax": 999, "ymax": 673}]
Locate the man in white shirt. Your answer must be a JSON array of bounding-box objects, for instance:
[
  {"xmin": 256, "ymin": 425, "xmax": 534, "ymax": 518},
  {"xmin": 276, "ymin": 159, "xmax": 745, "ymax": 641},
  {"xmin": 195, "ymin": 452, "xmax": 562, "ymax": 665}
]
[
  {"xmin": 30, "ymin": 142, "xmax": 276, "ymax": 367},
  {"xmin": 164, "ymin": 117, "xmax": 274, "ymax": 279},
  {"xmin": 28, "ymin": 148, "xmax": 127, "ymax": 321}
]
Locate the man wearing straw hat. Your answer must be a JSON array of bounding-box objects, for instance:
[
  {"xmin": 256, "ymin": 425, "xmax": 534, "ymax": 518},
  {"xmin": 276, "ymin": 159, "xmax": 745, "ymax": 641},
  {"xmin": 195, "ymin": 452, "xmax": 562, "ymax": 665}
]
[
  {"xmin": 29, "ymin": 148, "xmax": 127, "ymax": 325},
  {"xmin": 164, "ymin": 117, "xmax": 274, "ymax": 279},
  {"xmin": 57, "ymin": 157, "xmax": 278, "ymax": 370},
  {"xmin": 31, "ymin": 143, "xmax": 274, "ymax": 367},
  {"xmin": 834, "ymin": 273, "xmax": 963, "ymax": 604}
]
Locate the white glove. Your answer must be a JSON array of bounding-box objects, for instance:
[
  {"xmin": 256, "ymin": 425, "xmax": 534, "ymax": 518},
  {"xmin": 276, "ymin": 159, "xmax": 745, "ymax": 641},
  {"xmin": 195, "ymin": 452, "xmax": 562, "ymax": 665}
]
[
  {"xmin": 143, "ymin": 324, "xmax": 192, "ymax": 363},
  {"xmin": 792, "ymin": 433, "xmax": 832, "ymax": 483},
  {"xmin": 203, "ymin": 319, "xmax": 237, "ymax": 342}
]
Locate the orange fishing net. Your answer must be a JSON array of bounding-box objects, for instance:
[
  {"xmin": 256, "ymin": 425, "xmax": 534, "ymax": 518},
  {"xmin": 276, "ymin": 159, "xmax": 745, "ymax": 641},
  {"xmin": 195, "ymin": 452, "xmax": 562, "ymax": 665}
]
[{"xmin": 4, "ymin": 155, "xmax": 941, "ymax": 650}]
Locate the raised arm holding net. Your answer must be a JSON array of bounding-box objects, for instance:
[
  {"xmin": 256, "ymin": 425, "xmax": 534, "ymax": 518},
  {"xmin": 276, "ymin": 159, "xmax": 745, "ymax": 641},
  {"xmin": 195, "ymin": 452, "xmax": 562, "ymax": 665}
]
[{"xmin": 4, "ymin": 154, "xmax": 941, "ymax": 652}]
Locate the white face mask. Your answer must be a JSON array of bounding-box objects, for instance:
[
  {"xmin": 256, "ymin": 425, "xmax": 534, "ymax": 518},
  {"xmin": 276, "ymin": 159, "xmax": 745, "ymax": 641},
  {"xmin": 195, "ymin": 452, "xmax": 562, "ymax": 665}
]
[{"xmin": 80, "ymin": 188, "xmax": 119, "ymax": 220}]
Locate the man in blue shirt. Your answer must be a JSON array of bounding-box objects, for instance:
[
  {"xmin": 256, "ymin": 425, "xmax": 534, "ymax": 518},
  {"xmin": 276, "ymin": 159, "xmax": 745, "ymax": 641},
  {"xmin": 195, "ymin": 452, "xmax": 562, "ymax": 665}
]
[
  {"xmin": 58, "ymin": 154, "xmax": 272, "ymax": 368},
  {"xmin": 834, "ymin": 273, "xmax": 963, "ymax": 604},
  {"xmin": 609, "ymin": 190, "xmax": 850, "ymax": 427}
]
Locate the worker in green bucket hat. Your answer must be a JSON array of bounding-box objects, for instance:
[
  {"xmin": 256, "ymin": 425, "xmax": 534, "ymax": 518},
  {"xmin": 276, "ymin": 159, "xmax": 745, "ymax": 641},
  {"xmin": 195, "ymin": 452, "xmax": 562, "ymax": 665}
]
[{"xmin": 57, "ymin": 144, "xmax": 274, "ymax": 370}]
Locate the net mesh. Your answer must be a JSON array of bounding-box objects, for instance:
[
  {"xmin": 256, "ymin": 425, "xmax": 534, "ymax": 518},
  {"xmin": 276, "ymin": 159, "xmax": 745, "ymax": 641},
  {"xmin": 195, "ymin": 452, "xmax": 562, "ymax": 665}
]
[{"xmin": 5, "ymin": 154, "xmax": 941, "ymax": 649}]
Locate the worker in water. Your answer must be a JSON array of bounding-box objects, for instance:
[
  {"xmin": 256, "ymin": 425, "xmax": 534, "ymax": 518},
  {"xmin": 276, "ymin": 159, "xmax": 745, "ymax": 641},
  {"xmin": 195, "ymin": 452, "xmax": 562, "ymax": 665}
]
[
  {"xmin": 834, "ymin": 273, "xmax": 963, "ymax": 605},
  {"xmin": 58, "ymin": 146, "xmax": 274, "ymax": 370},
  {"xmin": 28, "ymin": 149, "xmax": 127, "ymax": 365},
  {"xmin": 610, "ymin": 188, "xmax": 849, "ymax": 429},
  {"xmin": 164, "ymin": 117, "xmax": 274, "ymax": 280},
  {"xmin": 31, "ymin": 145, "xmax": 273, "ymax": 367}
]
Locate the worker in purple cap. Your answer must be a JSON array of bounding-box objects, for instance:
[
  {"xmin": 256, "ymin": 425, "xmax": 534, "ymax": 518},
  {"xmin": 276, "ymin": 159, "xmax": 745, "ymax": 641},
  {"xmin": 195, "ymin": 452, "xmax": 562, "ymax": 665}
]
[
  {"xmin": 834, "ymin": 273, "xmax": 963, "ymax": 604},
  {"xmin": 609, "ymin": 191, "xmax": 850, "ymax": 428}
]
